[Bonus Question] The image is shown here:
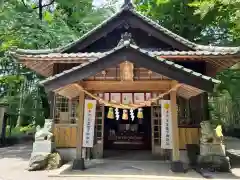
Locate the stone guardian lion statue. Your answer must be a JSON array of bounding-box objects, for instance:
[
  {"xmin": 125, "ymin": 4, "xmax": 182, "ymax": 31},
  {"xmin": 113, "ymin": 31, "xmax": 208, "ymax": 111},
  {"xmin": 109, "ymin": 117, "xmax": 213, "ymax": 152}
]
[{"xmin": 35, "ymin": 119, "xmax": 53, "ymax": 141}]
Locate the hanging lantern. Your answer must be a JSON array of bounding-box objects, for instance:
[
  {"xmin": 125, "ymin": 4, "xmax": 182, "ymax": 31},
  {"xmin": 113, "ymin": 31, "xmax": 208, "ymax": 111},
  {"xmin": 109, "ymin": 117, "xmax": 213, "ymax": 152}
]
[
  {"xmin": 137, "ymin": 108, "xmax": 143, "ymax": 119},
  {"xmin": 122, "ymin": 109, "xmax": 128, "ymax": 120},
  {"xmin": 107, "ymin": 107, "xmax": 114, "ymax": 119}
]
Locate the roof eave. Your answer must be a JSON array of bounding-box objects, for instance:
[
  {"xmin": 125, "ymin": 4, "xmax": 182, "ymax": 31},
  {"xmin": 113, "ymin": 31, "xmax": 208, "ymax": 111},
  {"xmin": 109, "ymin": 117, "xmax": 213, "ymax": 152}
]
[{"xmin": 40, "ymin": 43, "xmax": 220, "ymax": 92}]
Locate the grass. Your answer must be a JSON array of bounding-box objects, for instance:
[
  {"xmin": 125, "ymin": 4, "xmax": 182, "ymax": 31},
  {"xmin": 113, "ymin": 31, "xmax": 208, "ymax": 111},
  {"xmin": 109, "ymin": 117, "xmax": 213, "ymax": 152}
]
[{"xmin": 6, "ymin": 124, "xmax": 36, "ymax": 137}]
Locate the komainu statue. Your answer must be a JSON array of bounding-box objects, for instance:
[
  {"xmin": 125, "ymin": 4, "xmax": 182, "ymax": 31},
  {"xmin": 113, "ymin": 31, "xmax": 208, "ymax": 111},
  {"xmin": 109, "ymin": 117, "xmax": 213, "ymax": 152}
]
[
  {"xmin": 200, "ymin": 121, "xmax": 223, "ymax": 144},
  {"xmin": 199, "ymin": 121, "xmax": 230, "ymax": 172},
  {"xmin": 35, "ymin": 119, "xmax": 53, "ymax": 141}
]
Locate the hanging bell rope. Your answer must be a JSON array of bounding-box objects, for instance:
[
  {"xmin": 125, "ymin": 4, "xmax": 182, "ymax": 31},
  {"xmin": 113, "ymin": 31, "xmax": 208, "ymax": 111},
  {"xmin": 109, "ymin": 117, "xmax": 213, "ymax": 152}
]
[{"xmin": 72, "ymin": 83, "xmax": 183, "ymax": 110}]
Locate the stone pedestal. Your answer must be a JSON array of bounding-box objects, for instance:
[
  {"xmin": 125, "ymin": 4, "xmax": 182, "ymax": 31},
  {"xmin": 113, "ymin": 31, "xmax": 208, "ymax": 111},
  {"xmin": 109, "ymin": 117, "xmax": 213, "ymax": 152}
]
[
  {"xmin": 198, "ymin": 143, "xmax": 230, "ymax": 172},
  {"xmin": 200, "ymin": 143, "xmax": 225, "ymax": 156},
  {"xmin": 31, "ymin": 141, "xmax": 54, "ymax": 157}
]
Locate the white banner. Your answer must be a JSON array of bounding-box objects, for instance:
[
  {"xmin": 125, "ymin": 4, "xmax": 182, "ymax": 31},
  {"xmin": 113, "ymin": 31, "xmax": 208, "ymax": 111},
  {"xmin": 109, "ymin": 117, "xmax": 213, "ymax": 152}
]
[
  {"xmin": 161, "ymin": 100, "xmax": 173, "ymax": 149},
  {"xmin": 83, "ymin": 99, "xmax": 96, "ymax": 148}
]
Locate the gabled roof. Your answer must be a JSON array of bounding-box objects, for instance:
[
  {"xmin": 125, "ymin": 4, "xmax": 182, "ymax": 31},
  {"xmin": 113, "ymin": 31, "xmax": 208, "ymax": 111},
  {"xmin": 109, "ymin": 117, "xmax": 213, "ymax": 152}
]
[
  {"xmin": 10, "ymin": 48, "xmax": 240, "ymax": 77},
  {"xmin": 11, "ymin": 3, "xmax": 240, "ymax": 54},
  {"xmin": 10, "ymin": 49, "xmax": 240, "ymax": 77},
  {"xmin": 12, "ymin": 50, "xmax": 240, "ymax": 60},
  {"xmin": 40, "ymin": 41, "xmax": 220, "ymax": 92}
]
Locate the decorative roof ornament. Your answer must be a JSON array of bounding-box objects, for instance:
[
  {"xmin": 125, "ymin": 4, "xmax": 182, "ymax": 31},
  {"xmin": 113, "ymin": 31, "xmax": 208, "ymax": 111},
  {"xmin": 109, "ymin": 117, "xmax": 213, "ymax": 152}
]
[
  {"xmin": 121, "ymin": 0, "xmax": 134, "ymax": 9},
  {"xmin": 117, "ymin": 32, "xmax": 136, "ymax": 46}
]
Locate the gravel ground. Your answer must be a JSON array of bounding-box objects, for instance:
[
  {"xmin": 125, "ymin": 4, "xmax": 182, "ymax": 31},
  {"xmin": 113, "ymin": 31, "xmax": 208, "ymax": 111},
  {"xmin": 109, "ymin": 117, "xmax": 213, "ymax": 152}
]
[{"xmin": 0, "ymin": 143, "xmax": 239, "ymax": 180}]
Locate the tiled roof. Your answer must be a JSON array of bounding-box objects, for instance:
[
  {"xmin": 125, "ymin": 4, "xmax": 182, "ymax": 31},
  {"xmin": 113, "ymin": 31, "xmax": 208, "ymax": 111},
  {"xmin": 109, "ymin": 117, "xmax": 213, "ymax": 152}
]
[
  {"xmin": 40, "ymin": 41, "xmax": 220, "ymax": 85},
  {"xmin": 11, "ymin": 49, "xmax": 240, "ymax": 60},
  {"xmin": 10, "ymin": 5, "xmax": 240, "ymax": 55}
]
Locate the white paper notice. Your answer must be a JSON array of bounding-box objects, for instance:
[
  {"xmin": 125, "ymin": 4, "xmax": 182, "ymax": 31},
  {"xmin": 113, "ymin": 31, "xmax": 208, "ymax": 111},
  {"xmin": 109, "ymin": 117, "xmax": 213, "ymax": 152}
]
[
  {"xmin": 82, "ymin": 99, "xmax": 96, "ymax": 148},
  {"xmin": 161, "ymin": 100, "xmax": 173, "ymax": 149}
]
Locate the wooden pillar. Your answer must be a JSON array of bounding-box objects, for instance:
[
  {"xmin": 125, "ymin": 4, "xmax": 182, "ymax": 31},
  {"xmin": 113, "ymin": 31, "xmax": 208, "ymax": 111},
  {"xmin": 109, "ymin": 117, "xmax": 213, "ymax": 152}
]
[
  {"xmin": 68, "ymin": 99, "xmax": 72, "ymax": 123},
  {"xmin": 170, "ymin": 87, "xmax": 180, "ymax": 161},
  {"xmin": 72, "ymin": 91, "xmax": 85, "ymax": 170},
  {"xmin": 170, "ymin": 81, "xmax": 184, "ymax": 172}
]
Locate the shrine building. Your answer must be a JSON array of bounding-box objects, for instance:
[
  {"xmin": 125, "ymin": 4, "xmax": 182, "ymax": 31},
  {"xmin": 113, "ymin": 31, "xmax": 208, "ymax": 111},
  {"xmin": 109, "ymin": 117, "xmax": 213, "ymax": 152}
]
[{"xmin": 10, "ymin": 0, "xmax": 240, "ymax": 171}]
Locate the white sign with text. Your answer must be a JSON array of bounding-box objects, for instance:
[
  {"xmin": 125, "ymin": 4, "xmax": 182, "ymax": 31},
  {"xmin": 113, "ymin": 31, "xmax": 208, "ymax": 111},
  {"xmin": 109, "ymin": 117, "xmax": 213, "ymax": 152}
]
[
  {"xmin": 161, "ymin": 100, "xmax": 173, "ymax": 149},
  {"xmin": 82, "ymin": 99, "xmax": 96, "ymax": 148}
]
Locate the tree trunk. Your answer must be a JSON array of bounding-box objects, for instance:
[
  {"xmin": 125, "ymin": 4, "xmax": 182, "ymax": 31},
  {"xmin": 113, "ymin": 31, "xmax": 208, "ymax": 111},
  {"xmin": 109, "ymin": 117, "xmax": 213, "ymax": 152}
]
[
  {"xmin": 15, "ymin": 115, "xmax": 22, "ymax": 128},
  {"xmin": 39, "ymin": 0, "xmax": 43, "ymax": 20}
]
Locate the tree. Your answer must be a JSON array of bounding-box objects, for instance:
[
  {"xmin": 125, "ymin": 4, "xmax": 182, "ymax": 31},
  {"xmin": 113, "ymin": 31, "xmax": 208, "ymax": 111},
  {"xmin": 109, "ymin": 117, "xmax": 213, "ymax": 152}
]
[
  {"xmin": 0, "ymin": 0, "xmax": 113, "ymax": 127},
  {"xmin": 135, "ymin": 0, "xmax": 238, "ymax": 45},
  {"xmin": 189, "ymin": 0, "xmax": 240, "ymax": 45}
]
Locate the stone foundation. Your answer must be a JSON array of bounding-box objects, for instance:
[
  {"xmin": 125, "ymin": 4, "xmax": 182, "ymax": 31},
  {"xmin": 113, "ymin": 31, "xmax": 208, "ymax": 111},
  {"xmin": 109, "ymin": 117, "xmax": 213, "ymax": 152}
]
[
  {"xmin": 198, "ymin": 143, "xmax": 230, "ymax": 172},
  {"xmin": 200, "ymin": 143, "xmax": 226, "ymax": 156}
]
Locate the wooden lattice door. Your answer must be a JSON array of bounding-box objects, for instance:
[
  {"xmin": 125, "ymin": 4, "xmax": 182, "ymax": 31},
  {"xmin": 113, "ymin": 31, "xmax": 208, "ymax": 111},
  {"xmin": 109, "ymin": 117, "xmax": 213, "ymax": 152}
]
[
  {"xmin": 151, "ymin": 105, "xmax": 170, "ymax": 159},
  {"xmin": 151, "ymin": 105, "xmax": 161, "ymax": 154}
]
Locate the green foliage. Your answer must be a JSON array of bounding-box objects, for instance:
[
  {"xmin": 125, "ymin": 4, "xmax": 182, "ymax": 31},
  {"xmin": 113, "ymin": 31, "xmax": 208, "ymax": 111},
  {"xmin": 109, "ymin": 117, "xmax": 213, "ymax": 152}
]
[
  {"xmin": 135, "ymin": 0, "xmax": 239, "ymax": 45},
  {"xmin": 0, "ymin": 0, "xmax": 240, "ymax": 131},
  {"xmin": 20, "ymin": 124, "xmax": 35, "ymax": 133},
  {"xmin": 209, "ymin": 69, "xmax": 240, "ymax": 129},
  {"xmin": 0, "ymin": 0, "xmax": 112, "ymax": 128},
  {"xmin": 6, "ymin": 124, "xmax": 35, "ymax": 137},
  {"xmin": 134, "ymin": 0, "xmax": 240, "ymax": 128},
  {"xmin": 216, "ymin": 69, "xmax": 240, "ymax": 99},
  {"xmin": 189, "ymin": 0, "xmax": 240, "ymax": 44}
]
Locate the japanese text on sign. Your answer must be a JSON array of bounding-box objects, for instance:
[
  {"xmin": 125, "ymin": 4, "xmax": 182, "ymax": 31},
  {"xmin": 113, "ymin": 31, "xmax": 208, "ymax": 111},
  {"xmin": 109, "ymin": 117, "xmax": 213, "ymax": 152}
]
[
  {"xmin": 82, "ymin": 100, "xmax": 96, "ymax": 147},
  {"xmin": 161, "ymin": 100, "xmax": 173, "ymax": 149}
]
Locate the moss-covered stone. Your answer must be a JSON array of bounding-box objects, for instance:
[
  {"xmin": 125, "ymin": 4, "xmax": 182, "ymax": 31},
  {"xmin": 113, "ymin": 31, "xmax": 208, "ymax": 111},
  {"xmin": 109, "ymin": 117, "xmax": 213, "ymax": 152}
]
[
  {"xmin": 28, "ymin": 154, "xmax": 49, "ymax": 171},
  {"xmin": 45, "ymin": 152, "xmax": 62, "ymax": 170}
]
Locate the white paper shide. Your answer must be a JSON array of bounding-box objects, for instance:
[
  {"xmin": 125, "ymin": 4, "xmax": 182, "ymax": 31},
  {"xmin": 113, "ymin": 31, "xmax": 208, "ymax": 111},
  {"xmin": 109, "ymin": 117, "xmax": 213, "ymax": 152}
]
[
  {"xmin": 83, "ymin": 100, "xmax": 96, "ymax": 148},
  {"xmin": 161, "ymin": 100, "xmax": 173, "ymax": 149}
]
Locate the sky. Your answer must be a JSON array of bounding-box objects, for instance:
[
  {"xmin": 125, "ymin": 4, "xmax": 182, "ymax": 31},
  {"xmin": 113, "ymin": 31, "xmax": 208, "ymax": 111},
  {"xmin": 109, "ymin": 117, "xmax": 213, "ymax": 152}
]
[
  {"xmin": 93, "ymin": 0, "xmax": 123, "ymax": 7},
  {"xmin": 93, "ymin": 0, "xmax": 107, "ymax": 7}
]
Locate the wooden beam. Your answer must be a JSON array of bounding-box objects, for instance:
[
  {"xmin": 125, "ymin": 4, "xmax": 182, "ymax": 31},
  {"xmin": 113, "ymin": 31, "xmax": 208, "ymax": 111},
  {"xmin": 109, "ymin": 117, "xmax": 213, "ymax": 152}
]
[
  {"xmin": 170, "ymin": 81, "xmax": 180, "ymax": 161},
  {"xmin": 72, "ymin": 91, "xmax": 85, "ymax": 170},
  {"xmin": 81, "ymin": 80, "xmax": 171, "ymax": 92}
]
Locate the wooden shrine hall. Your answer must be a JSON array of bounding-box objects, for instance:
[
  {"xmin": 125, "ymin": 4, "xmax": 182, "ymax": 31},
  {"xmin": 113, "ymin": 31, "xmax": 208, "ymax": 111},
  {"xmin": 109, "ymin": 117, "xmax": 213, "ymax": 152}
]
[{"xmin": 10, "ymin": 0, "xmax": 240, "ymax": 171}]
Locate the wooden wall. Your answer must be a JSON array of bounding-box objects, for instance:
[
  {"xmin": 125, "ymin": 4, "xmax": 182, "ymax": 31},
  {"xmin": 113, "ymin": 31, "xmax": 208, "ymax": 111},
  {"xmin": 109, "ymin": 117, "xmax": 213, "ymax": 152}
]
[
  {"xmin": 179, "ymin": 127, "xmax": 200, "ymax": 150},
  {"xmin": 54, "ymin": 125, "xmax": 200, "ymax": 150},
  {"xmin": 54, "ymin": 125, "xmax": 77, "ymax": 148}
]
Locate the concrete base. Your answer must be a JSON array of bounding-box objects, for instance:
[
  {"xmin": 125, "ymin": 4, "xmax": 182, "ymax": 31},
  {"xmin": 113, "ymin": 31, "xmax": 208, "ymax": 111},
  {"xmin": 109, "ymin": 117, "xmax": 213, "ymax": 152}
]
[
  {"xmin": 58, "ymin": 148, "xmax": 76, "ymax": 162},
  {"xmin": 72, "ymin": 158, "xmax": 85, "ymax": 170},
  {"xmin": 179, "ymin": 150, "xmax": 189, "ymax": 164},
  {"xmin": 31, "ymin": 141, "xmax": 54, "ymax": 157}
]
